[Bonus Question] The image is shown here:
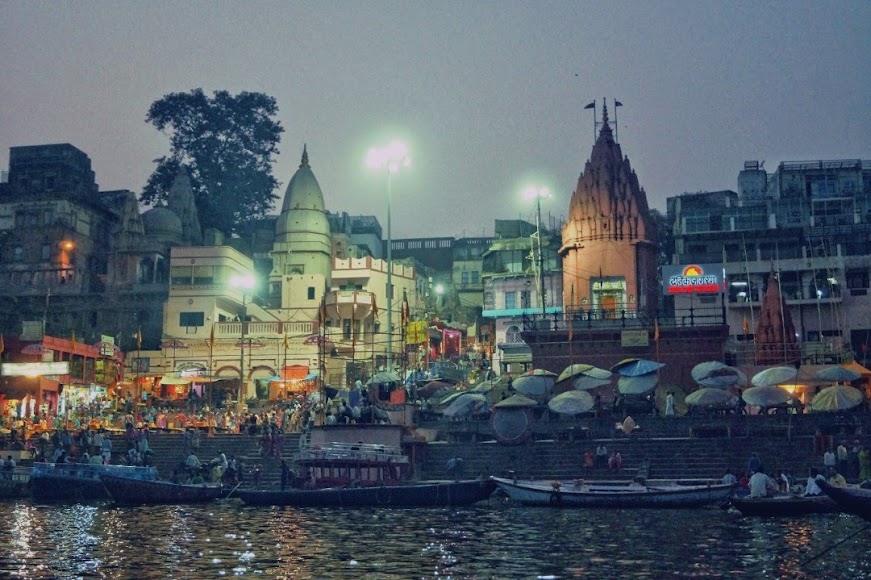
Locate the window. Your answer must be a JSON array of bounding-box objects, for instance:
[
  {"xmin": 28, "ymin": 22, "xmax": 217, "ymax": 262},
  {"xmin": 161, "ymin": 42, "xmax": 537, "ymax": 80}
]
[
  {"xmin": 520, "ymin": 290, "xmax": 531, "ymax": 309},
  {"xmin": 342, "ymin": 318, "xmax": 352, "ymax": 340},
  {"xmin": 41, "ymin": 244, "xmax": 51, "ymax": 260},
  {"xmin": 471, "ymin": 271, "xmax": 479, "ymax": 284},
  {"xmin": 193, "ymin": 266, "xmax": 213, "ymax": 284},
  {"xmin": 170, "ymin": 265, "xmax": 192, "ymax": 285},
  {"xmin": 270, "ymin": 282, "xmax": 281, "ymax": 296},
  {"xmin": 179, "ymin": 312, "xmax": 205, "ymax": 327},
  {"xmin": 504, "ymin": 291, "xmax": 516, "ymax": 309},
  {"xmin": 307, "ymin": 287, "xmax": 315, "ymax": 300},
  {"xmin": 13, "ymin": 247, "xmax": 23, "ymax": 262}
]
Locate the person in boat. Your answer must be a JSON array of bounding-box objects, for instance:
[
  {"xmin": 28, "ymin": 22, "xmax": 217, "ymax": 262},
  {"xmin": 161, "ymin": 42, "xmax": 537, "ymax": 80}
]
[
  {"xmin": 185, "ymin": 452, "xmax": 202, "ymax": 477},
  {"xmin": 804, "ymin": 468, "xmax": 824, "ymax": 496},
  {"xmin": 2, "ymin": 455, "xmax": 15, "ymax": 478},
  {"xmin": 749, "ymin": 470, "xmax": 778, "ymax": 498},
  {"xmin": 827, "ymin": 467, "xmax": 848, "ymax": 488},
  {"xmin": 280, "ymin": 459, "xmax": 293, "ymax": 491},
  {"xmin": 101, "ymin": 433, "xmax": 113, "ymax": 464},
  {"xmin": 722, "ymin": 472, "xmax": 738, "ymax": 486}
]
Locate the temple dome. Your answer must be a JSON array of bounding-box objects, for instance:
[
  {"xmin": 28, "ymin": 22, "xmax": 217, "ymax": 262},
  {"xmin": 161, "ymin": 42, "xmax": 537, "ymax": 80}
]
[
  {"xmin": 142, "ymin": 206, "xmax": 183, "ymax": 241},
  {"xmin": 276, "ymin": 145, "xmax": 330, "ymax": 241}
]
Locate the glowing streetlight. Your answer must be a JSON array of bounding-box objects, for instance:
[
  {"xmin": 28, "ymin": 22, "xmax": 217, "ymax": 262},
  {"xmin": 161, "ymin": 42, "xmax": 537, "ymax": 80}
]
[
  {"xmin": 523, "ymin": 186, "xmax": 552, "ymax": 315},
  {"xmin": 366, "ymin": 140, "xmax": 410, "ymax": 372},
  {"xmin": 230, "ymin": 274, "xmax": 256, "ymax": 404}
]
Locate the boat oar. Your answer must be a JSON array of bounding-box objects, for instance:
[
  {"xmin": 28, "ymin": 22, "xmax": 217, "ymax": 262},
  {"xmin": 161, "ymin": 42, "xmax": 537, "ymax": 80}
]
[
  {"xmin": 223, "ymin": 481, "xmax": 243, "ymax": 500},
  {"xmin": 800, "ymin": 521, "xmax": 871, "ymax": 568}
]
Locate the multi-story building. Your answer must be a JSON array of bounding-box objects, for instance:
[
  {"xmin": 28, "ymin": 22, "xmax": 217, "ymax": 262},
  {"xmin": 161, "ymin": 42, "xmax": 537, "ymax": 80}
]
[
  {"xmin": 482, "ymin": 219, "xmax": 562, "ymax": 374},
  {"xmin": 667, "ymin": 159, "xmax": 871, "ymax": 367}
]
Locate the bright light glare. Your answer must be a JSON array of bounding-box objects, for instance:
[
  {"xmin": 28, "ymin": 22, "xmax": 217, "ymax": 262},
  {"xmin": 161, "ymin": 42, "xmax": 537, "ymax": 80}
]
[
  {"xmin": 434, "ymin": 284, "xmax": 444, "ymax": 295},
  {"xmin": 230, "ymin": 274, "xmax": 256, "ymax": 290},
  {"xmin": 523, "ymin": 185, "xmax": 551, "ymax": 200},
  {"xmin": 366, "ymin": 141, "xmax": 411, "ymax": 173}
]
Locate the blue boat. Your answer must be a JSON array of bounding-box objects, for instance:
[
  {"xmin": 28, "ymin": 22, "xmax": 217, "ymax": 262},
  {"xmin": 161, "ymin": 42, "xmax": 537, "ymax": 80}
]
[{"xmin": 30, "ymin": 462, "xmax": 157, "ymax": 502}]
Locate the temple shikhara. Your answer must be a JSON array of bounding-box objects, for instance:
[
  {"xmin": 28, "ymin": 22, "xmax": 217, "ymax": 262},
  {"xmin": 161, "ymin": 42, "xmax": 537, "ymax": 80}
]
[{"xmin": 560, "ymin": 102, "xmax": 658, "ymax": 316}]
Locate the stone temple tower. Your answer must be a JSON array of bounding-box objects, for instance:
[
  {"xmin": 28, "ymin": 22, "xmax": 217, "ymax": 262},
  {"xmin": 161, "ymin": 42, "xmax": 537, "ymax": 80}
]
[
  {"xmin": 270, "ymin": 146, "xmax": 332, "ymax": 320},
  {"xmin": 560, "ymin": 102, "xmax": 658, "ymax": 315}
]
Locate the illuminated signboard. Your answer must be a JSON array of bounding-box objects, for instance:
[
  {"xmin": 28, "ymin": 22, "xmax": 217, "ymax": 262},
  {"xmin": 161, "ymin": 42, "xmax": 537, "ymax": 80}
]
[
  {"xmin": 1, "ymin": 361, "xmax": 70, "ymax": 376},
  {"xmin": 662, "ymin": 264, "xmax": 723, "ymax": 295}
]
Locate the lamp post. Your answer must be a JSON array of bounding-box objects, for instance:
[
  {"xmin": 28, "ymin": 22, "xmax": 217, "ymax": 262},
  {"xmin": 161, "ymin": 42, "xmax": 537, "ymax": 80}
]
[
  {"xmin": 366, "ymin": 140, "xmax": 410, "ymax": 373},
  {"xmin": 524, "ymin": 186, "xmax": 551, "ymax": 316},
  {"xmin": 231, "ymin": 274, "xmax": 256, "ymax": 406}
]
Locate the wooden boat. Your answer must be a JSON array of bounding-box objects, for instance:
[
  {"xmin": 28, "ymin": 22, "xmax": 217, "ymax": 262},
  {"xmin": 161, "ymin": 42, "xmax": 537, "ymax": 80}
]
[
  {"xmin": 730, "ymin": 494, "xmax": 840, "ymax": 516},
  {"xmin": 235, "ymin": 478, "xmax": 496, "ymax": 507},
  {"xmin": 491, "ymin": 477, "xmax": 735, "ymax": 508},
  {"xmin": 30, "ymin": 462, "xmax": 157, "ymax": 502},
  {"xmin": 0, "ymin": 475, "xmax": 29, "ymax": 500},
  {"xmin": 100, "ymin": 473, "xmax": 224, "ymax": 504},
  {"xmin": 818, "ymin": 480, "xmax": 871, "ymax": 521}
]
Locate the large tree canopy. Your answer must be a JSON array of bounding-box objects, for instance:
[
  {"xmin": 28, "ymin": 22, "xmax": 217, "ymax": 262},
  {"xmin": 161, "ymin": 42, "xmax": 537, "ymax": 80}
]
[{"xmin": 142, "ymin": 89, "xmax": 284, "ymax": 237}]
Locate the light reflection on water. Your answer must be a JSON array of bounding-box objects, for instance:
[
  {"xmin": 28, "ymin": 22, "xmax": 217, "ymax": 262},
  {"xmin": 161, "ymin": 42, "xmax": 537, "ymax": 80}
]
[{"xmin": 0, "ymin": 498, "xmax": 869, "ymax": 578}]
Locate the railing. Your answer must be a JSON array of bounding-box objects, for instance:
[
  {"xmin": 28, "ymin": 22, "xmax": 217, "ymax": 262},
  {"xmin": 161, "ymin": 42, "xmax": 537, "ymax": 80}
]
[{"xmin": 522, "ymin": 306, "xmax": 726, "ymax": 332}]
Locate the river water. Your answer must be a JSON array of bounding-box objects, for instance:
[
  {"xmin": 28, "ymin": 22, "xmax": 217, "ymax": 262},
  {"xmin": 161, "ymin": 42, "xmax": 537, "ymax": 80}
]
[{"xmin": 0, "ymin": 497, "xmax": 869, "ymax": 579}]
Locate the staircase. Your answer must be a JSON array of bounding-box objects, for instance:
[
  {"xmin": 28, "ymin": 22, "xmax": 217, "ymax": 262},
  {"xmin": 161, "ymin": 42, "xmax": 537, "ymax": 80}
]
[{"xmin": 142, "ymin": 431, "xmax": 301, "ymax": 488}]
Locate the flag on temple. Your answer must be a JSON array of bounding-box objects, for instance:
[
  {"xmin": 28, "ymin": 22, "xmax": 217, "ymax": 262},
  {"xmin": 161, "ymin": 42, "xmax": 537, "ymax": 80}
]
[
  {"xmin": 401, "ymin": 295, "xmax": 410, "ymax": 325},
  {"xmin": 371, "ymin": 293, "xmax": 378, "ymax": 318},
  {"xmin": 0, "ymin": 333, "xmax": 5, "ymax": 355},
  {"xmin": 584, "ymin": 102, "xmax": 595, "ymax": 109},
  {"xmin": 208, "ymin": 325, "xmax": 214, "ymax": 349},
  {"xmin": 70, "ymin": 330, "xmax": 77, "ymax": 350},
  {"xmin": 283, "ymin": 332, "xmax": 289, "ymax": 350},
  {"xmin": 654, "ymin": 318, "xmax": 660, "ymax": 342},
  {"xmin": 615, "ymin": 100, "xmax": 623, "ymax": 107},
  {"xmin": 318, "ymin": 298, "xmax": 328, "ymax": 324},
  {"xmin": 137, "ymin": 327, "xmax": 143, "ymax": 350}
]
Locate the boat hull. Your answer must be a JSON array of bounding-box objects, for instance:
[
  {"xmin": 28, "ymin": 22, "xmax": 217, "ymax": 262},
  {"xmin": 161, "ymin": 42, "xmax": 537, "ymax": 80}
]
[
  {"xmin": 30, "ymin": 463, "xmax": 158, "ymax": 502},
  {"xmin": 0, "ymin": 478, "xmax": 30, "ymax": 500},
  {"xmin": 236, "ymin": 479, "xmax": 497, "ymax": 507},
  {"xmin": 492, "ymin": 477, "xmax": 735, "ymax": 508},
  {"xmin": 100, "ymin": 474, "xmax": 224, "ymax": 505},
  {"xmin": 818, "ymin": 480, "xmax": 871, "ymax": 522},
  {"xmin": 730, "ymin": 495, "xmax": 840, "ymax": 516}
]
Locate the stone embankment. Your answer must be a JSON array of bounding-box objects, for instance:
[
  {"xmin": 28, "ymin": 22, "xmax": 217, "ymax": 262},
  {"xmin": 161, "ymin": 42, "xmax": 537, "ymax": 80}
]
[{"xmin": 133, "ymin": 412, "xmax": 869, "ymax": 488}]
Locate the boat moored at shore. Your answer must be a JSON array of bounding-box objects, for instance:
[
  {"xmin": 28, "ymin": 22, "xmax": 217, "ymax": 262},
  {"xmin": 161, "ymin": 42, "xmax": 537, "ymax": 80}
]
[
  {"xmin": 30, "ymin": 463, "xmax": 157, "ymax": 502},
  {"xmin": 492, "ymin": 477, "xmax": 735, "ymax": 508}
]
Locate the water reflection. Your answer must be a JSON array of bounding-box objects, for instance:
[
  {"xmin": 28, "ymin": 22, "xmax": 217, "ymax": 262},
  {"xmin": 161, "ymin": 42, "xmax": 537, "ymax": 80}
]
[{"xmin": 0, "ymin": 500, "xmax": 869, "ymax": 578}]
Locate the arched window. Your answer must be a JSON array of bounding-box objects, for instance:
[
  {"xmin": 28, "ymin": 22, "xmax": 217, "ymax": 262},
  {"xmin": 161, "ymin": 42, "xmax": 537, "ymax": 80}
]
[{"xmin": 505, "ymin": 325, "xmax": 522, "ymax": 344}]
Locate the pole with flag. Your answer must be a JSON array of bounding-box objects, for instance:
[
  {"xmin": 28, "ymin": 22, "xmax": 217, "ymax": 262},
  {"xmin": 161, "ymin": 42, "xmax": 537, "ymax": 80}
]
[
  {"xmin": 614, "ymin": 99, "xmax": 623, "ymax": 142},
  {"xmin": 584, "ymin": 100, "xmax": 596, "ymax": 144},
  {"xmin": 207, "ymin": 323, "xmax": 215, "ymax": 434}
]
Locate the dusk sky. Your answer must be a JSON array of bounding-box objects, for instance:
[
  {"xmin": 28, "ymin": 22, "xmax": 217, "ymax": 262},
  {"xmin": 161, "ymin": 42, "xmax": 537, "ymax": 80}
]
[{"xmin": 2, "ymin": 1, "xmax": 869, "ymax": 239}]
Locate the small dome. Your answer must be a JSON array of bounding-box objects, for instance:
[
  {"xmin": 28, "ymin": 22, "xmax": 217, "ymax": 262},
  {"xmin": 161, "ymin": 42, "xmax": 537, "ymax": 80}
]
[{"xmin": 142, "ymin": 206, "xmax": 183, "ymax": 240}]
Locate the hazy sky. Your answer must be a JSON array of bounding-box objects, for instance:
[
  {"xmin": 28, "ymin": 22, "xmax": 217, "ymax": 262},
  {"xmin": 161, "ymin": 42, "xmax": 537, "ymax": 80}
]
[{"xmin": 2, "ymin": 1, "xmax": 869, "ymax": 239}]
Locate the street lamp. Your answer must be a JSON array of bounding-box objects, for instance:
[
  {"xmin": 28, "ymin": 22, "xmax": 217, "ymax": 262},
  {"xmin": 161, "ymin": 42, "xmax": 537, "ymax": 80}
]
[
  {"xmin": 366, "ymin": 140, "xmax": 410, "ymax": 372},
  {"xmin": 523, "ymin": 186, "xmax": 551, "ymax": 315},
  {"xmin": 230, "ymin": 274, "xmax": 256, "ymax": 405}
]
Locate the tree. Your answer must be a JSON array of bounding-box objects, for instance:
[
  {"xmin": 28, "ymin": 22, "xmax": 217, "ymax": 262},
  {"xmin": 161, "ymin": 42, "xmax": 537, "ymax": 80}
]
[{"xmin": 142, "ymin": 89, "xmax": 284, "ymax": 237}]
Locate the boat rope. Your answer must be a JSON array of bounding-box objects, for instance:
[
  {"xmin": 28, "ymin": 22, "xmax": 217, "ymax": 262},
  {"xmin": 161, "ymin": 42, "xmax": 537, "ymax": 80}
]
[{"xmin": 800, "ymin": 522, "xmax": 871, "ymax": 568}]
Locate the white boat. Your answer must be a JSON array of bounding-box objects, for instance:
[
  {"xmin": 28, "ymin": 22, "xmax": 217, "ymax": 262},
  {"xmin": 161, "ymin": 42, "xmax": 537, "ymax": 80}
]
[{"xmin": 492, "ymin": 477, "xmax": 735, "ymax": 508}]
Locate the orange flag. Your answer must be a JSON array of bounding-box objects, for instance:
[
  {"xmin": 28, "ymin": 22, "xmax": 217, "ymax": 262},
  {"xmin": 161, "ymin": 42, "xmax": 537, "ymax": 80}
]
[
  {"xmin": 70, "ymin": 329, "xmax": 77, "ymax": 350},
  {"xmin": 136, "ymin": 327, "xmax": 143, "ymax": 350},
  {"xmin": 653, "ymin": 318, "xmax": 660, "ymax": 342},
  {"xmin": 0, "ymin": 333, "xmax": 5, "ymax": 355}
]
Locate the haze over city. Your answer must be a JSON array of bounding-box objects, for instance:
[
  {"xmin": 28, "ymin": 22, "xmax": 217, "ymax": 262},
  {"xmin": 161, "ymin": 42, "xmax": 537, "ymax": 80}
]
[{"xmin": 1, "ymin": 1, "xmax": 869, "ymax": 238}]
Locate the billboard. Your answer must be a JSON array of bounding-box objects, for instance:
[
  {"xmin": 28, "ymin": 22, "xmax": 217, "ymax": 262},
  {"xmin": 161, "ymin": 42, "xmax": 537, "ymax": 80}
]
[
  {"xmin": 662, "ymin": 264, "xmax": 723, "ymax": 295},
  {"xmin": 1, "ymin": 361, "xmax": 70, "ymax": 376}
]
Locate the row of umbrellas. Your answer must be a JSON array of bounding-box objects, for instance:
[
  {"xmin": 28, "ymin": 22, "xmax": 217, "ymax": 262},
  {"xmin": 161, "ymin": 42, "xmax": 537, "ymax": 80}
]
[{"xmin": 422, "ymin": 359, "xmax": 867, "ymax": 418}]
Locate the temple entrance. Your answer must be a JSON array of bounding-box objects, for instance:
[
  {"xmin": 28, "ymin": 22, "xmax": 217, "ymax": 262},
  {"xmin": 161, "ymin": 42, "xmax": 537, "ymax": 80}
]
[{"xmin": 592, "ymin": 277, "xmax": 626, "ymax": 318}]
